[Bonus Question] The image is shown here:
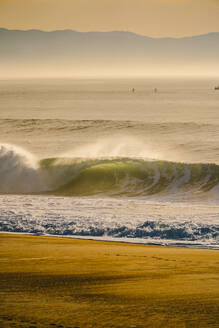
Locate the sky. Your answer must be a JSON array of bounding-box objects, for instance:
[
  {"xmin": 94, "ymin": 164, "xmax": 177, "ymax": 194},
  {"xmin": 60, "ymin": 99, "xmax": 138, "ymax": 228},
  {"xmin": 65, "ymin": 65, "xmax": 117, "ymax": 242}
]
[{"xmin": 0, "ymin": 0, "xmax": 219, "ymax": 37}]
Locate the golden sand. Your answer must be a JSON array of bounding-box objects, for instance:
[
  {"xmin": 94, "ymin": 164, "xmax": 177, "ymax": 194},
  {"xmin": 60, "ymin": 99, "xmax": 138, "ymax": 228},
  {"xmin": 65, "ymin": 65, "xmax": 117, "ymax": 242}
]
[{"xmin": 0, "ymin": 234, "xmax": 218, "ymax": 328}]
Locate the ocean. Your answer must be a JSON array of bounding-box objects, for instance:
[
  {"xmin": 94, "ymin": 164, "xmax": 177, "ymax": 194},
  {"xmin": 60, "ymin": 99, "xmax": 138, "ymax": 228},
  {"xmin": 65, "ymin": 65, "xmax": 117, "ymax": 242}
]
[{"xmin": 0, "ymin": 77, "xmax": 219, "ymax": 249}]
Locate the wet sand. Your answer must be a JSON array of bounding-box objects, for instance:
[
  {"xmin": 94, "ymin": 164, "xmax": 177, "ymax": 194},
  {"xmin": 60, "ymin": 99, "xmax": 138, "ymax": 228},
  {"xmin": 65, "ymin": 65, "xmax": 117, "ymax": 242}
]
[{"xmin": 0, "ymin": 233, "xmax": 219, "ymax": 328}]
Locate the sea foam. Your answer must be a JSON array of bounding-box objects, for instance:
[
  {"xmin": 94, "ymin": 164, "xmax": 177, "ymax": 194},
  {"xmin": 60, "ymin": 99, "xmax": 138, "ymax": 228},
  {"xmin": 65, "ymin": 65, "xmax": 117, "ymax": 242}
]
[{"xmin": 0, "ymin": 195, "xmax": 218, "ymax": 249}]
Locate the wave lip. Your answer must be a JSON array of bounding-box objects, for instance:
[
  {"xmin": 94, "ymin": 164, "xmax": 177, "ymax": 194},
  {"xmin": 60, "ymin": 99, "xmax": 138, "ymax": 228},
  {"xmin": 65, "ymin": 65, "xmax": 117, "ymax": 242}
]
[{"xmin": 0, "ymin": 144, "xmax": 47, "ymax": 193}]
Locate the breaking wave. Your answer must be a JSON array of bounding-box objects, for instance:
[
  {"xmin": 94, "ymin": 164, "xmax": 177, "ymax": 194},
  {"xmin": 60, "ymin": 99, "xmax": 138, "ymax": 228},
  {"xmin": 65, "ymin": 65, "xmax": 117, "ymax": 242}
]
[
  {"xmin": 41, "ymin": 157, "xmax": 219, "ymax": 198},
  {"xmin": 0, "ymin": 144, "xmax": 46, "ymax": 193},
  {"xmin": 1, "ymin": 143, "xmax": 219, "ymax": 198}
]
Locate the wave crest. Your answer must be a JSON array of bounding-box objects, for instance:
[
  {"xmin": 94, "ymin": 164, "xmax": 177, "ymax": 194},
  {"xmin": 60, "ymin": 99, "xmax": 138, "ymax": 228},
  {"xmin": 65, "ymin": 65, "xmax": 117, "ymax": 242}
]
[
  {"xmin": 1, "ymin": 143, "xmax": 219, "ymax": 198},
  {"xmin": 0, "ymin": 144, "xmax": 46, "ymax": 193}
]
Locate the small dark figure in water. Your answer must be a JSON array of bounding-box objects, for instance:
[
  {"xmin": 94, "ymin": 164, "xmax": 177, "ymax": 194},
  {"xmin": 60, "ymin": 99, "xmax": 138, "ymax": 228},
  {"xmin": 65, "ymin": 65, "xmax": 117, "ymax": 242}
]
[
  {"xmin": 132, "ymin": 88, "xmax": 135, "ymax": 93},
  {"xmin": 154, "ymin": 88, "xmax": 158, "ymax": 93}
]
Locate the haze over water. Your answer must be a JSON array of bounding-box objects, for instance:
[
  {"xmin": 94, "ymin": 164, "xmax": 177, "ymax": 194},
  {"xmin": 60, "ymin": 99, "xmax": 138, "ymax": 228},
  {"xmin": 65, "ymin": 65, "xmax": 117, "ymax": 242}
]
[{"xmin": 1, "ymin": 78, "xmax": 219, "ymax": 162}]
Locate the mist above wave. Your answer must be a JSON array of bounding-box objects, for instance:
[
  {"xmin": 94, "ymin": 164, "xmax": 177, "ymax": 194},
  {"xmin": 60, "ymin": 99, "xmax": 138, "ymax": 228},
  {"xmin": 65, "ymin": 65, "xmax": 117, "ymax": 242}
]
[{"xmin": 1, "ymin": 119, "xmax": 219, "ymax": 164}]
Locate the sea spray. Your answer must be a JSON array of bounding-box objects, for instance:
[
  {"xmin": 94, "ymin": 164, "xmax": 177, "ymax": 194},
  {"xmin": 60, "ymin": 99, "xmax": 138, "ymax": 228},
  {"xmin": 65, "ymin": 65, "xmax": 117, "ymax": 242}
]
[
  {"xmin": 62, "ymin": 136, "xmax": 161, "ymax": 160},
  {"xmin": 0, "ymin": 144, "xmax": 47, "ymax": 193}
]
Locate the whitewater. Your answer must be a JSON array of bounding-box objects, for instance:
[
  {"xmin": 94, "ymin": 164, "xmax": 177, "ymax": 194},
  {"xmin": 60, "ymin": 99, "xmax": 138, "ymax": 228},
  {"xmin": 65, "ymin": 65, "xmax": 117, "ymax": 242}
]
[{"xmin": 0, "ymin": 78, "xmax": 218, "ymax": 249}]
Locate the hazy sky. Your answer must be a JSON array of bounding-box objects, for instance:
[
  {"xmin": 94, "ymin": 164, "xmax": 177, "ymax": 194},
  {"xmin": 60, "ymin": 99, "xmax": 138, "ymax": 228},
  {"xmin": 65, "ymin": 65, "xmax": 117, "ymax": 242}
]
[{"xmin": 0, "ymin": 0, "xmax": 219, "ymax": 37}]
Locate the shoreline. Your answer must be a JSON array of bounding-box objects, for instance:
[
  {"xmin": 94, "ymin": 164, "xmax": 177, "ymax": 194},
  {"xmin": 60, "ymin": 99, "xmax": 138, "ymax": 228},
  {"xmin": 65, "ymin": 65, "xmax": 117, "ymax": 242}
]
[
  {"xmin": 0, "ymin": 194, "xmax": 218, "ymax": 252},
  {"xmin": 0, "ymin": 233, "xmax": 219, "ymax": 327},
  {"xmin": 1, "ymin": 231, "xmax": 218, "ymax": 250}
]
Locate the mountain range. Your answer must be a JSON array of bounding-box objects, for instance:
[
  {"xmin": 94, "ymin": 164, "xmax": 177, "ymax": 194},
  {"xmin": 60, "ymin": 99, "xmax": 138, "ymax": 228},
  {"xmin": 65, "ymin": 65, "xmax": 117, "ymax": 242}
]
[{"xmin": 1, "ymin": 28, "xmax": 219, "ymax": 77}]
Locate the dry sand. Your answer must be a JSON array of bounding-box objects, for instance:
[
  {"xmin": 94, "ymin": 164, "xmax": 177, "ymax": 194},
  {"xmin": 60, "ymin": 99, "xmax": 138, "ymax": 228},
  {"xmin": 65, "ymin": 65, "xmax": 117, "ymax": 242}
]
[{"xmin": 0, "ymin": 233, "xmax": 218, "ymax": 328}]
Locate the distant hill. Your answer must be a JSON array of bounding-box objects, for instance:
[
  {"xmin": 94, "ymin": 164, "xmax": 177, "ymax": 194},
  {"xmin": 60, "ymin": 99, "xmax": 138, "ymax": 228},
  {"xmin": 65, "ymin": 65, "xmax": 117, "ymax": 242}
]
[{"xmin": 0, "ymin": 28, "xmax": 219, "ymax": 77}]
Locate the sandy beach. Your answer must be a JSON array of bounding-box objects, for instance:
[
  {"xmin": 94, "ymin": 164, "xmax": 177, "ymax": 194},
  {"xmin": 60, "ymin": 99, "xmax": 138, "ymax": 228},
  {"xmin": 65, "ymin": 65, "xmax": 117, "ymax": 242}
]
[
  {"xmin": 1, "ymin": 1, "xmax": 219, "ymax": 326},
  {"xmin": 0, "ymin": 233, "xmax": 218, "ymax": 328}
]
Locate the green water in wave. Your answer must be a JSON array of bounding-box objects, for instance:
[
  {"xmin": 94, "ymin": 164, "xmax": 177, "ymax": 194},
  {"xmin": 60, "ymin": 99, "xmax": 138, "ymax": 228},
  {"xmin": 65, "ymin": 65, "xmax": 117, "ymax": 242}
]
[{"xmin": 40, "ymin": 158, "xmax": 219, "ymax": 197}]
